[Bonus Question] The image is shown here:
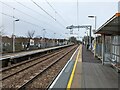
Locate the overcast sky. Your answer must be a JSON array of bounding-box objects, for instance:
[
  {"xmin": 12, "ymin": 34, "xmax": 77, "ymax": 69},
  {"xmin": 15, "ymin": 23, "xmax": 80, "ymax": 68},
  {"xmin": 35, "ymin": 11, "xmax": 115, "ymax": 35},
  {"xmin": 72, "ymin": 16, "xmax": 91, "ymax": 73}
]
[{"xmin": 0, "ymin": 0, "xmax": 119, "ymax": 40}]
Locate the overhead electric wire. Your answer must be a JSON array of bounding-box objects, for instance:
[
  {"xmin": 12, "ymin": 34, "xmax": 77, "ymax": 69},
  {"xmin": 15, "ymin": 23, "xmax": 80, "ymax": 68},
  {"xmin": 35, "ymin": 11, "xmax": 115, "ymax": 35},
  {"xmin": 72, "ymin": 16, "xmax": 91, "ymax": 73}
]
[
  {"xmin": 15, "ymin": 0, "xmax": 66, "ymax": 33},
  {"xmin": 0, "ymin": 1, "xmax": 65, "ymax": 38},
  {"xmin": 15, "ymin": 0, "xmax": 66, "ymax": 28},
  {"xmin": 1, "ymin": 11, "xmax": 60, "ymax": 35},
  {"xmin": 0, "ymin": 12, "xmax": 63, "ymax": 38},
  {"xmin": 45, "ymin": 0, "xmax": 68, "ymax": 24},
  {"xmin": 15, "ymin": 0, "xmax": 49, "ymax": 19},
  {"xmin": 0, "ymin": 12, "xmax": 13, "ymax": 18},
  {"xmin": 30, "ymin": 0, "xmax": 66, "ymax": 28},
  {"xmin": 15, "ymin": 0, "xmax": 66, "ymax": 35},
  {"xmin": 45, "ymin": 0, "xmax": 56, "ymax": 12},
  {"xmin": 0, "ymin": 1, "xmax": 47, "ymax": 26},
  {"xmin": 31, "ymin": 0, "xmax": 56, "ymax": 21},
  {"xmin": 0, "ymin": 12, "xmax": 43, "ymax": 28},
  {"xmin": 0, "ymin": 1, "xmax": 61, "ymax": 34},
  {"xmin": 15, "ymin": 8, "xmax": 43, "ymax": 23},
  {"xmin": 44, "ymin": 0, "xmax": 71, "ymax": 38}
]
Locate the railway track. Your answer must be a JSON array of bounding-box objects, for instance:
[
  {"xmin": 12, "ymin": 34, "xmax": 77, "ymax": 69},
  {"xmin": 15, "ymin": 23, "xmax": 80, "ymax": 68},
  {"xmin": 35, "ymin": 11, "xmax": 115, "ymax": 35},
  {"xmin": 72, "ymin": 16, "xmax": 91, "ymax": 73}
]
[
  {"xmin": 1, "ymin": 47, "xmax": 64, "ymax": 72},
  {"xmin": 1, "ymin": 45, "xmax": 77, "ymax": 89},
  {"xmin": 19, "ymin": 45, "xmax": 77, "ymax": 89},
  {"xmin": 28, "ymin": 46, "xmax": 78, "ymax": 89},
  {"xmin": 1, "ymin": 47, "xmax": 69, "ymax": 80}
]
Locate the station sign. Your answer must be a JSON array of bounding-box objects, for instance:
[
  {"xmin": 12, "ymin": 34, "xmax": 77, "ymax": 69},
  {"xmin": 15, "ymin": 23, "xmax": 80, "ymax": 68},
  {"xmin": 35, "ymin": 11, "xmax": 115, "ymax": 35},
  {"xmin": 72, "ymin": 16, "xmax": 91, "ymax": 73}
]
[{"xmin": 30, "ymin": 39, "xmax": 34, "ymax": 46}]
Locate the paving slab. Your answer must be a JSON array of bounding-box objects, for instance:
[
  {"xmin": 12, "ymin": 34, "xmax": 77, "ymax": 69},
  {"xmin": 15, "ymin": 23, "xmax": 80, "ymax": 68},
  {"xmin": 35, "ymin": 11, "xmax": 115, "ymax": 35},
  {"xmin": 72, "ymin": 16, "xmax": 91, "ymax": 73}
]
[{"xmin": 71, "ymin": 45, "xmax": 118, "ymax": 88}]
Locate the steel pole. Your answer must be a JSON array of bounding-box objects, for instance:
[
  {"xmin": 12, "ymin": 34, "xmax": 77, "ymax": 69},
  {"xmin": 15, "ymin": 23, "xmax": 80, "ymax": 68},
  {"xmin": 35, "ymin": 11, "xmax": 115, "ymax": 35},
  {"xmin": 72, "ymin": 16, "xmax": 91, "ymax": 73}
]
[
  {"xmin": 95, "ymin": 16, "xmax": 97, "ymax": 30},
  {"xmin": 89, "ymin": 26, "xmax": 92, "ymax": 50},
  {"xmin": 13, "ymin": 20, "xmax": 15, "ymax": 53},
  {"xmin": 94, "ymin": 16, "xmax": 97, "ymax": 57},
  {"xmin": 0, "ymin": 30, "xmax": 2, "ymax": 57}
]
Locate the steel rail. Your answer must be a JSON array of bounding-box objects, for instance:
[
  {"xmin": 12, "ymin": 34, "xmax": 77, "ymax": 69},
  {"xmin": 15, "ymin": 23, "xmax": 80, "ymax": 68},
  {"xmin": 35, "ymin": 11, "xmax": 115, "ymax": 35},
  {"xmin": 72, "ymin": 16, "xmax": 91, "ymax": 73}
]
[
  {"xmin": 18, "ymin": 46, "xmax": 76, "ymax": 90},
  {"xmin": 1, "ymin": 48, "xmax": 68, "ymax": 80}
]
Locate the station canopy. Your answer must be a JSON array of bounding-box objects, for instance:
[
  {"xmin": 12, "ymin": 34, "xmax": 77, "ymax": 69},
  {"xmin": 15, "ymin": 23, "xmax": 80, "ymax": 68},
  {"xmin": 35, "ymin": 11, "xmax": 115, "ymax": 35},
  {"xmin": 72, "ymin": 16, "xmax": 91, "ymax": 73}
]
[{"xmin": 95, "ymin": 13, "xmax": 120, "ymax": 35}]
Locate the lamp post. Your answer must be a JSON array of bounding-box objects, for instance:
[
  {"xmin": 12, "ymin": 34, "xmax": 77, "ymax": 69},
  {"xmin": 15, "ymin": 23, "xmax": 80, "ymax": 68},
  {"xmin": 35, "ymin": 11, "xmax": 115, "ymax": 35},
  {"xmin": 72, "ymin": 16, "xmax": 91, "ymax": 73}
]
[
  {"xmin": 42, "ymin": 29, "xmax": 46, "ymax": 48},
  {"xmin": 13, "ymin": 19, "xmax": 19, "ymax": 53},
  {"xmin": 88, "ymin": 15, "xmax": 97, "ymax": 55},
  {"xmin": 43, "ymin": 29, "xmax": 46, "ymax": 38},
  {"xmin": 88, "ymin": 15, "xmax": 96, "ymax": 30},
  {"xmin": 54, "ymin": 33, "xmax": 56, "ymax": 39},
  {"xmin": 85, "ymin": 26, "xmax": 92, "ymax": 50},
  {"xmin": 0, "ymin": 26, "xmax": 4, "ymax": 57}
]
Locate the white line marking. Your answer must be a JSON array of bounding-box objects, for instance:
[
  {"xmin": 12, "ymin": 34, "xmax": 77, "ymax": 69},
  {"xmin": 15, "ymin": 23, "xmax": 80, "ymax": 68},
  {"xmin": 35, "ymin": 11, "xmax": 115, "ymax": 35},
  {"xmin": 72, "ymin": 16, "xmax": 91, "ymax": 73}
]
[{"xmin": 49, "ymin": 46, "xmax": 79, "ymax": 89}]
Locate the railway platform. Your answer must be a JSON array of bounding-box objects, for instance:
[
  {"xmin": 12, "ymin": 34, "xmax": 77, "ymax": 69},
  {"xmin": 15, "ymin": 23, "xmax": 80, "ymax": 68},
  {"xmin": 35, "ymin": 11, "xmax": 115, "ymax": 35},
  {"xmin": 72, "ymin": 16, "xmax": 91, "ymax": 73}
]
[
  {"xmin": 1, "ymin": 44, "xmax": 71, "ymax": 60},
  {"xmin": 0, "ymin": 44, "xmax": 72, "ymax": 67},
  {"xmin": 49, "ymin": 45, "xmax": 119, "ymax": 89}
]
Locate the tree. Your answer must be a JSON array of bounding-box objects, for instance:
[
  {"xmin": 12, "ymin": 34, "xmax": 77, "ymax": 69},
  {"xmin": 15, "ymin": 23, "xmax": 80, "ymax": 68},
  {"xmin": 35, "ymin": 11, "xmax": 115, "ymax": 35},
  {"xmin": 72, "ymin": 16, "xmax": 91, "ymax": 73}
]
[
  {"xmin": 27, "ymin": 30, "xmax": 35, "ymax": 39},
  {"xmin": 69, "ymin": 36, "xmax": 77, "ymax": 44}
]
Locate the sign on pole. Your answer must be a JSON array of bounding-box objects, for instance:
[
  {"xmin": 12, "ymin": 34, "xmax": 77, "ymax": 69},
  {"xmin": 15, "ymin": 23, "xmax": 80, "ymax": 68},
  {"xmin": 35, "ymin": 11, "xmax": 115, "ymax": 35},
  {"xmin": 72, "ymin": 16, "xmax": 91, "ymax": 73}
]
[{"xmin": 30, "ymin": 39, "xmax": 34, "ymax": 46}]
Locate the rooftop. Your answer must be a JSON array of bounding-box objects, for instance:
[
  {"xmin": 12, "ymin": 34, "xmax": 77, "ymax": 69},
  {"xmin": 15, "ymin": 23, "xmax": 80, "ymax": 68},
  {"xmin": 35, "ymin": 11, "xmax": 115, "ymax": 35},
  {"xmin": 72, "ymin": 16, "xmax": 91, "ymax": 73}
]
[{"xmin": 95, "ymin": 13, "xmax": 120, "ymax": 35}]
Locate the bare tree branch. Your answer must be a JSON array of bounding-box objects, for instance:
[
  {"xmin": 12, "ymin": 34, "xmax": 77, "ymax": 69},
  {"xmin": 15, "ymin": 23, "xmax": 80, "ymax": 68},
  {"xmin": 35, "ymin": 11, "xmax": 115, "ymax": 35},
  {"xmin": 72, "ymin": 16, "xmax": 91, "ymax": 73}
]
[{"xmin": 27, "ymin": 30, "xmax": 35, "ymax": 39}]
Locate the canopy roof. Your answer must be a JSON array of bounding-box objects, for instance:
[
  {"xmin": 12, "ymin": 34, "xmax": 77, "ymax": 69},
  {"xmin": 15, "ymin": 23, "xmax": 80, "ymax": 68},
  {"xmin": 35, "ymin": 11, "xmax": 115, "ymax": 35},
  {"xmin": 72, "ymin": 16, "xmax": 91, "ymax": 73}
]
[{"xmin": 95, "ymin": 13, "xmax": 120, "ymax": 35}]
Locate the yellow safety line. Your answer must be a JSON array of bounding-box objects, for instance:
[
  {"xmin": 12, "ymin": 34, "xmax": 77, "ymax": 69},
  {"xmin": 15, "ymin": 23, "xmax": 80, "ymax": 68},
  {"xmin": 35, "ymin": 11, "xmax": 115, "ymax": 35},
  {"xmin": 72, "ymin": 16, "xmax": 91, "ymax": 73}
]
[{"xmin": 67, "ymin": 45, "xmax": 81, "ymax": 90}]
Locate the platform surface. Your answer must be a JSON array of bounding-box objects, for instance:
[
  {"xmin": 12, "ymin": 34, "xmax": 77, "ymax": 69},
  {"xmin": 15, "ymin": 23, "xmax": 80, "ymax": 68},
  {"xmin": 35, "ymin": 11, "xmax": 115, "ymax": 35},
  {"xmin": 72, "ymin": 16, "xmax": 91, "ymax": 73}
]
[
  {"xmin": 50, "ymin": 45, "xmax": 119, "ymax": 89},
  {"xmin": 71, "ymin": 45, "xmax": 118, "ymax": 88}
]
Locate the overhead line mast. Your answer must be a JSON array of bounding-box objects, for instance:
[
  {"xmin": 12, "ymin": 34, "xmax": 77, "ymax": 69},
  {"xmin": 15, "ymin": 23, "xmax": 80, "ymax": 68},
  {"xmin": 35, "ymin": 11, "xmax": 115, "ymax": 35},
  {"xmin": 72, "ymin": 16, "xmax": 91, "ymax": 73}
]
[
  {"xmin": 66, "ymin": 25, "xmax": 92, "ymax": 50},
  {"xmin": 77, "ymin": 0, "xmax": 79, "ymax": 31}
]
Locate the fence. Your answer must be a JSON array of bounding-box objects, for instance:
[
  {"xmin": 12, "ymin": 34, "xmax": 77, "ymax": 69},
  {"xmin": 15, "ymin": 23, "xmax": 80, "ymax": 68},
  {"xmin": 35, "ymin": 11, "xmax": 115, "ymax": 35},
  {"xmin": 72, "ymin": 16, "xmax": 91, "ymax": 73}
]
[{"xmin": 2, "ymin": 37, "xmax": 67, "ymax": 53}]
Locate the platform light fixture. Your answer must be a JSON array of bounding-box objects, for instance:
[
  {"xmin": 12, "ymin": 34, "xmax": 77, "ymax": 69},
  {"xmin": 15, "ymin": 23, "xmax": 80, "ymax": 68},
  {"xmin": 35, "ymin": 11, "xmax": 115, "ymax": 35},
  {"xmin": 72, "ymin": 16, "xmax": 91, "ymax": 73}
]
[
  {"xmin": 88, "ymin": 15, "xmax": 97, "ymax": 56},
  {"xmin": 88, "ymin": 15, "xmax": 97, "ymax": 30},
  {"xmin": 13, "ymin": 19, "xmax": 19, "ymax": 53}
]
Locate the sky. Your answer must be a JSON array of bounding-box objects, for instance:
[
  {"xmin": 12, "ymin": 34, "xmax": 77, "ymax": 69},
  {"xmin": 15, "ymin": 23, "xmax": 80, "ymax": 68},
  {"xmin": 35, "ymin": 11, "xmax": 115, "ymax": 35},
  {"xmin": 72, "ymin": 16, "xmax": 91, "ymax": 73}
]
[{"xmin": 0, "ymin": 0, "xmax": 119, "ymax": 40}]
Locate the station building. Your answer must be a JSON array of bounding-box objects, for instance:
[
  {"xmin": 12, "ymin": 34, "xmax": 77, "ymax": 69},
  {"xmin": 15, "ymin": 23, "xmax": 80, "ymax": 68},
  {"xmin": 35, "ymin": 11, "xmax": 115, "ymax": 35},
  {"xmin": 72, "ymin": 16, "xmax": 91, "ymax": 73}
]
[{"xmin": 95, "ymin": 12, "xmax": 120, "ymax": 72}]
